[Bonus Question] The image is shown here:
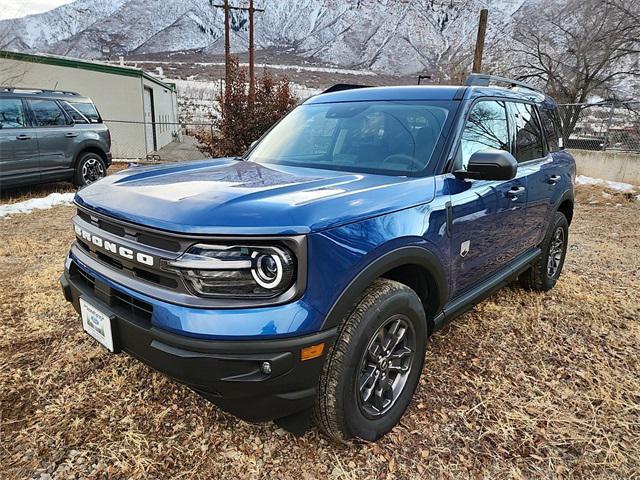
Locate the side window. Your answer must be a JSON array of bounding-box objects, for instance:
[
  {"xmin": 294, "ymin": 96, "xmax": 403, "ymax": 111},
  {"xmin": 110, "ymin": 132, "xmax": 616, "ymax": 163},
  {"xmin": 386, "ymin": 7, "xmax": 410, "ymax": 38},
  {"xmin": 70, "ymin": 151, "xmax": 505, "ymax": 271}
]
[
  {"xmin": 61, "ymin": 101, "xmax": 88, "ymax": 123},
  {"xmin": 458, "ymin": 100, "xmax": 509, "ymax": 170},
  {"xmin": 29, "ymin": 100, "xmax": 69, "ymax": 127},
  {"xmin": 512, "ymin": 102, "xmax": 545, "ymax": 162},
  {"xmin": 67, "ymin": 101, "xmax": 100, "ymax": 123},
  {"xmin": 0, "ymin": 98, "xmax": 27, "ymax": 129},
  {"xmin": 538, "ymin": 107, "xmax": 562, "ymax": 152}
]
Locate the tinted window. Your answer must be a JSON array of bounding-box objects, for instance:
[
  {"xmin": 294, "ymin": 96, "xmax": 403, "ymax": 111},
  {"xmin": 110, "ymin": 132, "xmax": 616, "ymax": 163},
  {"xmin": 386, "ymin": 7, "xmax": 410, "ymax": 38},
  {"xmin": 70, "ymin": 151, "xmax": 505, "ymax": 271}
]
[
  {"xmin": 29, "ymin": 100, "xmax": 68, "ymax": 127},
  {"xmin": 62, "ymin": 101, "xmax": 101, "ymax": 123},
  {"xmin": 0, "ymin": 98, "xmax": 27, "ymax": 129},
  {"xmin": 247, "ymin": 101, "xmax": 453, "ymax": 175},
  {"xmin": 538, "ymin": 107, "xmax": 563, "ymax": 151},
  {"xmin": 458, "ymin": 100, "xmax": 509, "ymax": 170},
  {"xmin": 512, "ymin": 102, "xmax": 545, "ymax": 162}
]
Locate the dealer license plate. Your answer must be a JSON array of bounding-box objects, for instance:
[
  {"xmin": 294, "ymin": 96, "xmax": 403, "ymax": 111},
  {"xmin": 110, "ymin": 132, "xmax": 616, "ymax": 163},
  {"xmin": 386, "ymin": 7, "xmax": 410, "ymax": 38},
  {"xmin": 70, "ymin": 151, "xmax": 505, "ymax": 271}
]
[{"xmin": 80, "ymin": 298, "xmax": 114, "ymax": 352}]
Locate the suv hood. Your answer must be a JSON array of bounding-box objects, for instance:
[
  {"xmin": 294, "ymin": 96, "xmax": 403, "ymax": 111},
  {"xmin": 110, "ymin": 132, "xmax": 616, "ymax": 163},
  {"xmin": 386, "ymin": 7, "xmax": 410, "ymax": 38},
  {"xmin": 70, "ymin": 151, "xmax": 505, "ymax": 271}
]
[{"xmin": 75, "ymin": 158, "xmax": 436, "ymax": 235}]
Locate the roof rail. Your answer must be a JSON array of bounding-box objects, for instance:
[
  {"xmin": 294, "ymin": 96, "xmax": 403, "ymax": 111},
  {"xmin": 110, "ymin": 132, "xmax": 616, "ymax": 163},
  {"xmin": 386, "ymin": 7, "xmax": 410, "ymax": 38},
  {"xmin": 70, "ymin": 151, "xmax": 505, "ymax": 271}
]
[
  {"xmin": 465, "ymin": 74, "xmax": 543, "ymax": 94},
  {"xmin": 0, "ymin": 87, "xmax": 80, "ymax": 96},
  {"xmin": 322, "ymin": 83, "xmax": 371, "ymax": 94}
]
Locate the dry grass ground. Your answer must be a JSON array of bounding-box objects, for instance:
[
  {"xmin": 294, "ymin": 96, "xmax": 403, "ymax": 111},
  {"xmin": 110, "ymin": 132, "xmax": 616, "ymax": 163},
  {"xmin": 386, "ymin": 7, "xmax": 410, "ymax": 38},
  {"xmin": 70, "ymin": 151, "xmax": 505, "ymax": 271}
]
[{"xmin": 0, "ymin": 185, "xmax": 638, "ymax": 479}]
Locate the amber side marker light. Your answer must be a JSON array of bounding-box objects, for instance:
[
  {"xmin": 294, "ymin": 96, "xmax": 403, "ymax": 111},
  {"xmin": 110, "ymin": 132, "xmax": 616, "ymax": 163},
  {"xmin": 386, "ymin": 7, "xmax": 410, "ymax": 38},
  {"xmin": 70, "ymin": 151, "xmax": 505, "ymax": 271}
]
[{"xmin": 301, "ymin": 343, "xmax": 325, "ymax": 361}]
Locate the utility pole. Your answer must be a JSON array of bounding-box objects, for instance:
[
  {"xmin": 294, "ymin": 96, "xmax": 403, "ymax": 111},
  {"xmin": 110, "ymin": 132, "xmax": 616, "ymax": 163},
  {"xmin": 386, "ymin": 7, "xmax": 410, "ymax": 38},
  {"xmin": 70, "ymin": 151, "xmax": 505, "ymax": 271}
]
[
  {"xmin": 472, "ymin": 9, "xmax": 488, "ymax": 73},
  {"xmin": 248, "ymin": 0, "xmax": 257, "ymax": 101},
  {"xmin": 213, "ymin": 0, "xmax": 264, "ymax": 102},
  {"xmin": 212, "ymin": 1, "xmax": 231, "ymax": 88}
]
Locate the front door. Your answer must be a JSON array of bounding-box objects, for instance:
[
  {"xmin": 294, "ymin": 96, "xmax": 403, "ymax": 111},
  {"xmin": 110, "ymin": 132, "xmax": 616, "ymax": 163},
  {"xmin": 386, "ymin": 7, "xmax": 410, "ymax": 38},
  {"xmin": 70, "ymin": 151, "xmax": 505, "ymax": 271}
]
[
  {"xmin": 0, "ymin": 97, "xmax": 40, "ymax": 187},
  {"xmin": 448, "ymin": 99, "xmax": 528, "ymax": 296}
]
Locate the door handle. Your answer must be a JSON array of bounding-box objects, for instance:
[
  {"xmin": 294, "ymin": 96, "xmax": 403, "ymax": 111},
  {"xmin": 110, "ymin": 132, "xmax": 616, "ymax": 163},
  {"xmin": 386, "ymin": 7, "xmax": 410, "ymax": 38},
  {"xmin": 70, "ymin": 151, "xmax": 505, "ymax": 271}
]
[
  {"xmin": 506, "ymin": 186, "xmax": 525, "ymax": 199},
  {"xmin": 547, "ymin": 175, "xmax": 561, "ymax": 184},
  {"xmin": 65, "ymin": 132, "xmax": 79, "ymax": 137},
  {"xmin": 16, "ymin": 134, "xmax": 32, "ymax": 140}
]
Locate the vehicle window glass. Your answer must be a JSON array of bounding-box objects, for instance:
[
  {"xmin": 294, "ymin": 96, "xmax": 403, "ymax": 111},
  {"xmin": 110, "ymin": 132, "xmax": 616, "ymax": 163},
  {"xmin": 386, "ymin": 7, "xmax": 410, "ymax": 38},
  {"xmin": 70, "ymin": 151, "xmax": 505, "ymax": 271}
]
[
  {"xmin": 29, "ymin": 100, "xmax": 68, "ymax": 127},
  {"xmin": 458, "ymin": 100, "xmax": 509, "ymax": 170},
  {"xmin": 512, "ymin": 102, "xmax": 545, "ymax": 162},
  {"xmin": 62, "ymin": 101, "xmax": 101, "ymax": 123},
  {"xmin": 247, "ymin": 101, "xmax": 453, "ymax": 175},
  {"xmin": 538, "ymin": 107, "xmax": 561, "ymax": 152},
  {"xmin": 0, "ymin": 98, "xmax": 27, "ymax": 129}
]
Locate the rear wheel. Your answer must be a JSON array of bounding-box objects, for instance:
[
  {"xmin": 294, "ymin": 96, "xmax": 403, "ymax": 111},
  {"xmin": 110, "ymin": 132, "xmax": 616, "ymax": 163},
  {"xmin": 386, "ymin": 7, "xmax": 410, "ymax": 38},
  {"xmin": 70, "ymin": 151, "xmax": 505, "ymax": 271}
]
[
  {"xmin": 314, "ymin": 279, "xmax": 427, "ymax": 442},
  {"xmin": 520, "ymin": 211, "xmax": 569, "ymax": 291},
  {"xmin": 74, "ymin": 152, "xmax": 106, "ymax": 187}
]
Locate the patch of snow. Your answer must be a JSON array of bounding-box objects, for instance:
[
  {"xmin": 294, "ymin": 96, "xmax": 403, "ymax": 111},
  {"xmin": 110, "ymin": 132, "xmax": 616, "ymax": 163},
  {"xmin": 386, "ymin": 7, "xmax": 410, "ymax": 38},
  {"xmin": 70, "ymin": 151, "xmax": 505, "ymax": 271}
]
[
  {"xmin": 575, "ymin": 175, "xmax": 637, "ymax": 193},
  {"xmin": 0, "ymin": 192, "xmax": 75, "ymax": 218}
]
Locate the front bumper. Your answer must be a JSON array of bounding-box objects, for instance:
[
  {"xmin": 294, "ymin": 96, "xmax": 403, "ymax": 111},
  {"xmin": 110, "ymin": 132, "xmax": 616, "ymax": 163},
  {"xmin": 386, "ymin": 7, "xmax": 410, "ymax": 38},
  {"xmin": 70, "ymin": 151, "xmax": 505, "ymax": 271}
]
[
  {"xmin": 60, "ymin": 268, "xmax": 336, "ymax": 422},
  {"xmin": 105, "ymin": 152, "xmax": 113, "ymax": 167}
]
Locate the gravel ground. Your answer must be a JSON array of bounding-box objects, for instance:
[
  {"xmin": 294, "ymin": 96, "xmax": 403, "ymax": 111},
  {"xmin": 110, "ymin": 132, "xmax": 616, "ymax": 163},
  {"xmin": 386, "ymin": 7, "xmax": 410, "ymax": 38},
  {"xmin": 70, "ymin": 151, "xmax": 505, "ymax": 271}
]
[{"xmin": 0, "ymin": 185, "xmax": 638, "ymax": 479}]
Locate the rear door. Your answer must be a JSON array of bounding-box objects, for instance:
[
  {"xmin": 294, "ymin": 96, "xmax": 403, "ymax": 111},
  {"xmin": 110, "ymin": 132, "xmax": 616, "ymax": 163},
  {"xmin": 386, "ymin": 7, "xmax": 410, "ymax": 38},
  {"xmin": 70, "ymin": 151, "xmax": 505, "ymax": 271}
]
[
  {"xmin": 27, "ymin": 99, "xmax": 78, "ymax": 177},
  {"xmin": 506, "ymin": 101, "xmax": 555, "ymax": 248},
  {"xmin": 0, "ymin": 97, "xmax": 40, "ymax": 187},
  {"xmin": 448, "ymin": 99, "xmax": 528, "ymax": 296}
]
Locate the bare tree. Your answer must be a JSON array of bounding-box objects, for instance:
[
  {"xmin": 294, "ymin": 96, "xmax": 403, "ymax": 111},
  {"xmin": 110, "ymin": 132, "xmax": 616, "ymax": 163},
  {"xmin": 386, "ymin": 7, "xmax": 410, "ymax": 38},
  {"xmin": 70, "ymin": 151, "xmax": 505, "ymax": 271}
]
[
  {"xmin": 509, "ymin": 0, "xmax": 640, "ymax": 137},
  {"xmin": 0, "ymin": 20, "xmax": 30, "ymax": 86}
]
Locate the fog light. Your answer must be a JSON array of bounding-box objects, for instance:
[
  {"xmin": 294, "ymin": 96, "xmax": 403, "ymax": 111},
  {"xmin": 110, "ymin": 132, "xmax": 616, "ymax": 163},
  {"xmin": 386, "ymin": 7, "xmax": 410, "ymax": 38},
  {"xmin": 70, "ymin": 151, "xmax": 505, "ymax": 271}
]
[{"xmin": 260, "ymin": 361, "xmax": 272, "ymax": 375}]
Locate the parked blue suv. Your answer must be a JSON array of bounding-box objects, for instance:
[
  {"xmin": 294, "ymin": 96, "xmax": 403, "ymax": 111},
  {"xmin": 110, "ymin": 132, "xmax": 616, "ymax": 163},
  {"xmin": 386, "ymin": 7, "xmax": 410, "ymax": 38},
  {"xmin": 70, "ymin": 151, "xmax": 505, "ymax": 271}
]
[{"xmin": 60, "ymin": 75, "xmax": 575, "ymax": 442}]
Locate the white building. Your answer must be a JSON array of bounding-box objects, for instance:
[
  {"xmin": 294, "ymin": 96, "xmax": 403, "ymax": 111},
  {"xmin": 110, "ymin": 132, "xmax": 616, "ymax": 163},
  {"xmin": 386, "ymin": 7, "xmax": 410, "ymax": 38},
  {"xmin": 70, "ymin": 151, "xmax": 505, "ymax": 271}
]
[{"xmin": 0, "ymin": 50, "xmax": 179, "ymax": 159}]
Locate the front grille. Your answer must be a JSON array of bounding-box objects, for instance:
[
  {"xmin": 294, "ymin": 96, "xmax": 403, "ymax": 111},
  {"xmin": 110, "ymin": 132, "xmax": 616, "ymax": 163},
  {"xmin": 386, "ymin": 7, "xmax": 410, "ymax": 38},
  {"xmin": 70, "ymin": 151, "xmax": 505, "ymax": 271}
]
[
  {"xmin": 77, "ymin": 208, "xmax": 181, "ymax": 252},
  {"xmin": 70, "ymin": 262, "xmax": 153, "ymax": 322},
  {"xmin": 76, "ymin": 237, "xmax": 179, "ymax": 290}
]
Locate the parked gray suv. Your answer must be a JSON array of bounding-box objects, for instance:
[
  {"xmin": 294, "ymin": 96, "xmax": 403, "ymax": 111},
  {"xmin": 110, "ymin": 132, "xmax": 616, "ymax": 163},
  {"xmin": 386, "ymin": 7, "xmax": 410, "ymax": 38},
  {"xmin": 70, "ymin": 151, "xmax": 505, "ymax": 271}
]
[{"xmin": 0, "ymin": 88, "xmax": 112, "ymax": 189}]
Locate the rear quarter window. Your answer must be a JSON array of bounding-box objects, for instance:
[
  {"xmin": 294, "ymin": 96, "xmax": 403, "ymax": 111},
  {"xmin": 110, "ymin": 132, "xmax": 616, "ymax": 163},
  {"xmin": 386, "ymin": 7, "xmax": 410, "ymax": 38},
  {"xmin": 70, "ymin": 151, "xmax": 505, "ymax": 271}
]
[
  {"xmin": 61, "ymin": 101, "xmax": 101, "ymax": 123},
  {"xmin": 538, "ymin": 107, "xmax": 563, "ymax": 151}
]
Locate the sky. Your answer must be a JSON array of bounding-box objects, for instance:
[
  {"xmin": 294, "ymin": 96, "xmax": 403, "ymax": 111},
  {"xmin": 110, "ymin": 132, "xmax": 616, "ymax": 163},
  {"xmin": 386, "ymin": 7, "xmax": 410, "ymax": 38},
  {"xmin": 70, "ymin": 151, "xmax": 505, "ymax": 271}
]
[{"xmin": 0, "ymin": 0, "xmax": 76, "ymax": 20}]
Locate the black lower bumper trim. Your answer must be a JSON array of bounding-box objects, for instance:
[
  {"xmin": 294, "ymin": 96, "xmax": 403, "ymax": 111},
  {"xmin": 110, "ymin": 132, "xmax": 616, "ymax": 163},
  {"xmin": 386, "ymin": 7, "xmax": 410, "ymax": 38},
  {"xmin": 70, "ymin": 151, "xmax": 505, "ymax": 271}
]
[{"xmin": 61, "ymin": 270, "xmax": 336, "ymax": 422}]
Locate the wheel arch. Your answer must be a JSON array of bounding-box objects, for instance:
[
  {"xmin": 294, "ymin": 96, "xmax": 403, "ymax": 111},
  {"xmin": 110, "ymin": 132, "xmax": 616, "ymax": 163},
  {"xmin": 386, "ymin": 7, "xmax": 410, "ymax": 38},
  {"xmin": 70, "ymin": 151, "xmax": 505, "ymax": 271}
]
[
  {"xmin": 73, "ymin": 142, "xmax": 108, "ymax": 168},
  {"xmin": 555, "ymin": 189, "xmax": 574, "ymax": 226},
  {"xmin": 321, "ymin": 246, "xmax": 448, "ymax": 336}
]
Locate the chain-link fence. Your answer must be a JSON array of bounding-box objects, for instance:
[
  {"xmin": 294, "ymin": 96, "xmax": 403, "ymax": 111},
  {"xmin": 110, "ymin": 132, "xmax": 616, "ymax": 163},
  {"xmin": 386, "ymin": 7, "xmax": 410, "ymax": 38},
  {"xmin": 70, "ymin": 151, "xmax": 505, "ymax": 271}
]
[
  {"xmin": 104, "ymin": 101, "xmax": 640, "ymax": 164},
  {"xmin": 557, "ymin": 102, "xmax": 640, "ymax": 153},
  {"xmin": 104, "ymin": 119, "xmax": 216, "ymax": 163}
]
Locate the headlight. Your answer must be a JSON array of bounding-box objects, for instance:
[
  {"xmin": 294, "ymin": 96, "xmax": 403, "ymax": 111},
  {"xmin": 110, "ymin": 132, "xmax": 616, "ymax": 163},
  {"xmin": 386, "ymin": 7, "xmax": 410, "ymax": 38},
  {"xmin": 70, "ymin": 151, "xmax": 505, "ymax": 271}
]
[{"xmin": 163, "ymin": 244, "xmax": 296, "ymax": 298}]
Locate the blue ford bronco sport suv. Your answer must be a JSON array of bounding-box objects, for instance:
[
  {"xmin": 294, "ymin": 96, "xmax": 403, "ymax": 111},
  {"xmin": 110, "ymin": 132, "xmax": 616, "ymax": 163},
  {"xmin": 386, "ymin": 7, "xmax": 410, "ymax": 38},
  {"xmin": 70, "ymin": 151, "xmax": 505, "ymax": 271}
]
[{"xmin": 60, "ymin": 74, "xmax": 575, "ymax": 442}]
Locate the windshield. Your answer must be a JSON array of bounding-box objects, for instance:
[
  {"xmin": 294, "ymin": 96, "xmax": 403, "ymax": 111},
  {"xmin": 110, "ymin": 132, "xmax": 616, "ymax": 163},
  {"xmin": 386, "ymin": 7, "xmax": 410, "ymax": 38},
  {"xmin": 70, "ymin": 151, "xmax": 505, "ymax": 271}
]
[{"xmin": 247, "ymin": 100, "xmax": 456, "ymax": 175}]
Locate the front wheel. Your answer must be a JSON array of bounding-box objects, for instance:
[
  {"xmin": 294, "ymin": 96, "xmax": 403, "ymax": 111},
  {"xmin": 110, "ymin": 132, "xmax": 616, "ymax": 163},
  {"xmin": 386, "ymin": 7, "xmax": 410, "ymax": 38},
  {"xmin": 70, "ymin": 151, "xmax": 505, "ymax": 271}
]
[
  {"xmin": 520, "ymin": 211, "xmax": 569, "ymax": 291},
  {"xmin": 314, "ymin": 279, "xmax": 427, "ymax": 442},
  {"xmin": 73, "ymin": 152, "xmax": 106, "ymax": 187}
]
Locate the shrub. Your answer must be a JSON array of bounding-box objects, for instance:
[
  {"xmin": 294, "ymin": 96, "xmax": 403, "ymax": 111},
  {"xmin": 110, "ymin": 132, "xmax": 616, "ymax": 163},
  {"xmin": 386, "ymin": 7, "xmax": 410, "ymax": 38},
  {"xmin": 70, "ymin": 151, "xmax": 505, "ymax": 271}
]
[{"xmin": 195, "ymin": 56, "xmax": 298, "ymax": 157}]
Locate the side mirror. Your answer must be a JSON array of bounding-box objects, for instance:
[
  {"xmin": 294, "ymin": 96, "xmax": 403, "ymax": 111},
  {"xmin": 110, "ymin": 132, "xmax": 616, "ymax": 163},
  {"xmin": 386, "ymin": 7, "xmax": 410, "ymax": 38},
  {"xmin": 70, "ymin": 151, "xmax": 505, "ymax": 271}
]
[
  {"xmin": 454, "ymin": 149, "xmax": 517, "ymax": 181},
  {"xmin": 250, "ymin": 140, "xmax": 258, "ymax": 149}
]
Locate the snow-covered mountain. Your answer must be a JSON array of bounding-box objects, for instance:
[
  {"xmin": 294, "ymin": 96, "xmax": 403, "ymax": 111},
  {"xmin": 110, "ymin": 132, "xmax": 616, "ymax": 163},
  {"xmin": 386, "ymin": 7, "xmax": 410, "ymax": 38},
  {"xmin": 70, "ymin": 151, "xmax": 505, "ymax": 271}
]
[{"xmin": 0, "ymin": 0, "xmax": 531, "ymax": 74}]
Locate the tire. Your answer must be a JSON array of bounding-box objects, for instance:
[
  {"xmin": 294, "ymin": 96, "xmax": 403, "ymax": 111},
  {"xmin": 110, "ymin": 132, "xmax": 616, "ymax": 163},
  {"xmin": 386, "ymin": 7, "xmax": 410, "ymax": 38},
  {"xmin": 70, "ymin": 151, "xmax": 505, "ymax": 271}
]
[
  {"xmin": 73, "ymin": 152, "xmax": 106, "ymax": 187},
  {"xmin": 519, "ymin": 211, "xmax": 569, "ymax": 291},
  {"xmin": 314, "ymin": 278, "xmax": 427, "ymax": 442}
]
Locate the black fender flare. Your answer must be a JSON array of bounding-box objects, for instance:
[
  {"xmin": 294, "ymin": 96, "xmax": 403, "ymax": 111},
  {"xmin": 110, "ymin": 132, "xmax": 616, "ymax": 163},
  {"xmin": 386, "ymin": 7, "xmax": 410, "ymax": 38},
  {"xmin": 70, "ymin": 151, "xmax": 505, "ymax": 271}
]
[
  {"xmin": 320, "ymin": 246, "xmax": 448, "ymax": 330},
  {"xmin": 73, "ymin": 140, "xmax": 108, "ymax": 167},
  {"xmin": 551, "ymin": 187, "xmax": 574, "ymax": 221}
]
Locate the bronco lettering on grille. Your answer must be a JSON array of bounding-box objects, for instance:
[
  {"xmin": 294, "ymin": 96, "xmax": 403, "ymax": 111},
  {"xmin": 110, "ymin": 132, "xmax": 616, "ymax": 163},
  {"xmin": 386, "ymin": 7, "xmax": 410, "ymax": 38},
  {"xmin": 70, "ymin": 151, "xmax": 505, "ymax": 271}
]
[{"xmin": 74, "ymin": 224, "xmax": 155, "ymax": 266}]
